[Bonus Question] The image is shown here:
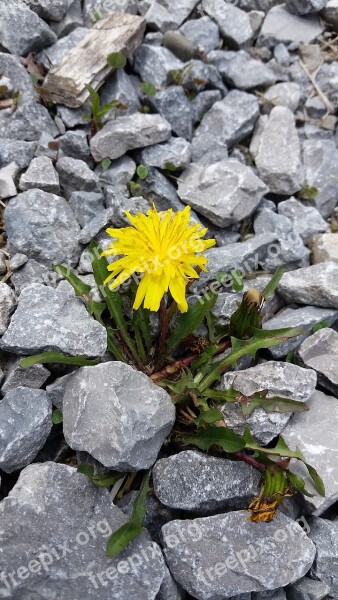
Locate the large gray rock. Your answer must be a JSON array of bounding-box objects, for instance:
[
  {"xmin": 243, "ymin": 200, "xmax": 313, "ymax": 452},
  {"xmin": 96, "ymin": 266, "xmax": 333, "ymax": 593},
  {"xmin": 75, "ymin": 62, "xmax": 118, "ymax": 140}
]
[
  {"xmin": 162, "ymin": 511, "xmax": 316, "ymax": 599},
  {"xmin": 135, "ymin": 138, "xmax": 191, "ymax": 171},
  {"xmin": 4, "ymin": 189, "xmax": 81, "ymax": 267},
  {"xmin": 25, "ymin": 0, "xmax": 74, "ymax": 21},
  {"xmin": 0, "ymin": 387, "xmax": 52, "ymax": 473},
  {"xmin": 141, "ymin": 0, "xmax": 199, "ymax": 31},
  {"xmin": 296, "ymin": 328, "xmax": 338, "ymax": 396},
  {"xmin": 90, "ymin": 114, "xmax": 171, "ymax": 162},
  {"xmin": 193, "ymin": 90, "xmax": 259, "ymax": 149},
  {"xmin": 263, "ymin": 305, "xmax": 338, "ymax": 359},
  {"xmin": 218, "ymin": 361, "xmax": 317, "ymax": 445},
  {"xmin": 0, "ymin": 282, "xmax": 16, "ymax": 336},
  {"xmin": 133, "ymin": 44, "xmax": 183, "ymax": 88},
  {"xmin": 56, "ymin": 157, "xmax": 100, "ymax": 198},
  {"xmin": 283, "ymin": 390, "xmax": 338, "ymax": 514},
  {"xmin": 63, "ymin": 362, "xmax": 175, "ymax": 471},
  {"xmin": 3, "ymin": 101, "xmax": 58, "ymax": 142},
  {"xmin": 177, "ymin": 159, "xmax": 268, "ymax": 227},
  {"xmin": 286, "ymin": 0, "xmax": 327, "ymax": 15},
  {"xmin": 308, "ymin": 517, "xmax": 338, "ymax": 597},
  {"xmin": 302, "ymin": 139, "xmax": 338, "ymax": 218},
  {"xmin": 258, "ymin": 4, "xmax": 324, "ymax": 47},
  {"xmin": 0, "ymin": 462, "xmax": 167, "ymax": 599},
  {"xmin": 0, "ymin": 53, "xmax": 37, "ymax": 106},
  {"xmin": 208, "ymin": 50, "xmax": 276, "ymax": 90},
  {"xmin": 0, "ymin": 0, "xmax": 57, "ymax": 55},
  {"xmin": 202, "ymin": 0, "xmax": 253, "ymax": 47},
  {"xmin": 19, "ymin": 156, "xmax": 60, "ymax": 194},
  {"xmin": 150, "ymin": 86, "xmax": 193, "ymax": 140},
  {"xmin": 278, "ymin": 262, "xmax": 338, "ymax": 308},
  {"xmin": 255, "ymin": 106, "xmax": 303, "ymax": 195},
  {"xmin": 153, "ymin": 450, "xmax": 260, "ymax": 513},
  {"xmin": 0, "ymin": 284, "xmax": 107, "ymax": 357},
  {"xmin": 179, "ymin": 15, "xmax": 220, "ymax": 53},
  {"xmin": 278, "ymin": 198, "xmax": 329, "ymax": 243}
]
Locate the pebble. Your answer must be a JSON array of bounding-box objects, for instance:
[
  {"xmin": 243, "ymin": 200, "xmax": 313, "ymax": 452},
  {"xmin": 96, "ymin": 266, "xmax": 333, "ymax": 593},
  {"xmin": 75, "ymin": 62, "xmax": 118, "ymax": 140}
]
[
  {"xmin": 56, "ymin": 157, "xmax": 100, "ymax": 198},
  {"xmin": 202, "ymin": 0, "xmax": 253, "ymax": 48},
  {"xmin": 262, "ymin": 82, "xmax": 301, "ymax": 112},
  {"xmin": 278, "ymin": 198, "xmax": 329, "ymax": 243},
  {"xmin": 133, "ymin": 44, "xmax": 183, "ymax": 88},
  {"xmin": 296, "ymin": 327, "xmax": 338, "ymax": 396},
  {"xmin": 19, "ymin": 156, "xmax": 60, "ymax": 194},
  {"xmin": 278, "ymin": 261, "xmax": 338, "ymax": 309},
  {"xmin": 0, "ymin": 162, "xmax": 18, "ymax": 199},
  {"xmin": 150, "ymin": 86, "xmax": 193, "ymax": 139},
  {"xmin": 208, "ymin": 50, "xmax": 276, "ymax": 90}
]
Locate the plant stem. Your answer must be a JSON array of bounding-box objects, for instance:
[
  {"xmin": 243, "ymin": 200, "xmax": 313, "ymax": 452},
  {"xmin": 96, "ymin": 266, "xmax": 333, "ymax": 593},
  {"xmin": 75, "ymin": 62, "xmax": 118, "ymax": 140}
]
[
  {"xmin": 233, "ymin": 451, "xmax": 265, "ymax": 472},
  {"xmin": 159, "ymin": 297, "xmax": 169, "ymax": 354}
]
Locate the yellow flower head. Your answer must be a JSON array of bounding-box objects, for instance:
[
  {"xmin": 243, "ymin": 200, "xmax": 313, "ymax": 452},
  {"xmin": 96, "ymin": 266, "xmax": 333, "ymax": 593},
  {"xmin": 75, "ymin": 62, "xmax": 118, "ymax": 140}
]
[{"xmin": 102, "ymin": 205, "xmax": 216, "ymax": 312}]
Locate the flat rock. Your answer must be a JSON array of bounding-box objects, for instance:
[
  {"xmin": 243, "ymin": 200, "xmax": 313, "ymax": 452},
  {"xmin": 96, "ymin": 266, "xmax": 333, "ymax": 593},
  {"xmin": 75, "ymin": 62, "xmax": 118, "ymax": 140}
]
[
  {"xmin": 162, "ymin": 511, "xmax": 316, "ymax": 599},
  {"xmin": 0, "ymin": 282, "xmax": 16, "ymax": 336},
  {"xmin": 278, "ymin": 261, "xmax": 338, "ymax": 308},
  {"xmin": 258, "ymin": 4, "xmax": 324, "ymax": 47},
  {"xmin": 153, "ymin": 450, "xmax": 260, "ymax": 513},
  {"xmin": 19, "ymin": 156, "xmax": 60, "ymax": 194},
  {"xmin": 56, "ymin": 156, "xmax": 100, "ymax": 198},
  {"xmin": 263, "ymin": 305, "xmax": 338, "ymax": 359},
  {"xmin": 135, "ymin": 138, "xmax": 191, "ymax": 171},
  {"xmin": 1, "ymin": 359, "xmax": 50, "ymax": 396},
  {"xmin": 308, "ymin": 517, "xmax": 338, "ymax": 597},
  {"xmin": 283, "ymin": 390, "xmax": 338, "ymax": 514},
  {"xmin": 0, "ymin": 284, "xmax": 107, "ymax": 357},
  {"xmin": 177, "ymin": 159, "xmax": 268, "ymax": 227},
  {"xmin": 255, "ymin": 106, "xmax": 303, "ymax": 195},
  {"xmin": 133, "ymin": 44, "xmax": 183, "ymax": 88},
  {"xmin": 193, "ymin": 90, "xmax": 260, "ymax": 149},
  {"xmin": 0, "ymin": 462, "xmax": 167, "ymax": 599},
  {"xmin": 0, "ymin": 0, "xmax": 57, "ymax": 55},
  {"xmin": 4, "ymin": 189, "xmax": 81, "ymax": 267},
  {"xmin": 90, "ymin": 113, "xmax": 171, "ymax": 162},
  {"xmin": 296, "ymin": 327, "xmax": 338, "ymax": 396},
  {"xmin": 208, "ymin": 50, "xmax": 276, "ymax": 89},
  {"xmin": 218, "ymin": 361, "xmax": 317, "ymax": 445},
  {"xmin": 150, "ymin": 86, "xmax": 193, "ymax": 140},
  {"xmin": 202, "ymin": 0, "xmax": 253, "ymax": 48},
  {"xmin": 0, "ymin": 387, "xmax": 52, "ymax": 473},
  {"xmin": 63, "ymin": 362, "xmax": 175, "ymax": 470},
  {"xmin": 278, "ymin": 198, "xmax": 329, "ymax": 243},
  {"xmin": 302, "ymin": 139, "xmax": 338, "ymax": 218}
]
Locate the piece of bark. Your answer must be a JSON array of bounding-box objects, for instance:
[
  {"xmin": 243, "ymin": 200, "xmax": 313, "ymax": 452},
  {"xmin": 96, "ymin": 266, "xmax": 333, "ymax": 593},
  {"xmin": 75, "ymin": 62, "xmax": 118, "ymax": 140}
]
[{"xmin": 43, "ymin": 12, "xmax": 146, "ymax": 108}]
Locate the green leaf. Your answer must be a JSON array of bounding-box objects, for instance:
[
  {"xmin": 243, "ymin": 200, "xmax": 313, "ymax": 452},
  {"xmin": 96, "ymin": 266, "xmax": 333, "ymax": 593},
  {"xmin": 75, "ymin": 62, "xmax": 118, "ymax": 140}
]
[
  {"xmin": 164, "ymin": 162, "xmax": 177, "ymax": 172},
  {"xmin": 285, "ymin": 351, "xmax": 294, "ymax": 363},
  {"xmin": 129, "ymin": 181, "xmax": 142, "ymax": 197},
  {"xmin": 207, "ymin": 387, "xmax": 309, "ymax": 417},
  {"xmin": 231, "ymin": 270, "xmax": 244, "ymax": 292},
  {"xmin": 84, "ymin": 83, "xmax": 100, "ymax": 117},
  {"xmin": 195, "ymin": 407, "xmax": 224, "ymax": 426},
  {"xmin": 286, "ymin": 470, "xmax": 314, "ymax": 498},
  {"xmin": 101, "ymin": 158, "xmax": 111, "ymax": 172},
  {"xmin": 52, "ymin": 409, "xmax": 63, "ymax": 424},
  {"xmin": 20, "ymin": 353, "xmax": 101, "ymax": 369},
  {"xmin": 140, "ymin": 81, "xmax": 157, "ymax": 96},
  {"xmin": 312, "ymin": 320, "xmax": 329, "ymax": 334},
  {"xmin": 77, "ymin": 463, "xmax": 95, "ymax": 478},
  {"xmin": 106, "ymin": 471, "xmax": 150, "ymax": 557},
  {"xmin": 176, "ymin": 427, "xmax": 246, "ymax": 454},
  {"xmin": 167, "ymin": 293, "xmax": 217, "ymax": 351},
  {"xmin": 92, "ymin": 472, "xmax": 123, "ymax": 487},
  {"xmin": 262, "ymin": 266, "xmax": 285, "ymax": 299},
  {"xmin": 305, "ymin": 463, "xmax": 326, "ymax": 497},
  {"xmin": 137, "ymin": 165, "xmax": 149, "ymax": 180},
  {"xmin": 107, "ymin": 327, "xmax": 128, "ymax": 363},
  {"xmin": 54, "ymin": 264, "xmax": 92, "ymax": 297},
  {"xmin": 107, "ymin": 52, "xmax": 127, "ymax": 69},
  {"xmin": 298, "ymin": 184, "xmax": 318, "ymax": 201}
]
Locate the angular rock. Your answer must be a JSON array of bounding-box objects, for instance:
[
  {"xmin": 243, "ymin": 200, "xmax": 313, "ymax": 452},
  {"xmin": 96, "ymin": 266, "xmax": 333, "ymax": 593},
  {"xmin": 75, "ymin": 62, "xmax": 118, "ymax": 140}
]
[
  {"xmin": 258, "ymin": 4, "xmax": 324, "ymax": 47},
  {"xmin": 190, "ymin": 89, "xmax": 222, "ymax": 124},
  {"xmin": 0, "ymin": 282, "xmax": 16, "ymax": 336},
  {"xmin": 296, "ymin": 327, "xmax": 338, "ymax": 396},
  {"xmin": 255, "ymin": 106, "xmax": 303, "ymax": 195},
  {"xmin": 83, "ymin": 0, "xmax": 138, "ymax": 25},
  {"xmin": 162, "ymin": 511, "xmax": 316, "ymax": 599},
  {"xmin": 133, "ymin": 44, "xmax": 183, "ymax": 88},
  {"xmin": 202, "ymin": 0, "xmax": 253, "ymax": 48},
  {"xmin": 97, "ymin": 155, "xmax": 136, "ymax": 188},
  {"xmin": 302, "ymin": 139, "xmax": 338, "ymax": 218},
  {"xmin": 0, "ymin": 284, "xmax": 107, "ymax": 357},
  {"xmin": 37, "ymin": 27, "xmax": 89, "ymax": 69},
  {"xmin": 46, "ymin": 373, "xmax": 73, "ymax": 410},
  {"xmin": 51, "ymin": 0, "xmax": 83, "ymax": 37},
  {"xmin": 56, "ymin": 157, "xmax": 100, "ymax": 198},
  {"xmin": 263, "ymin": 82, "xmax": 301, "ymax": 112},
  {"xmin": 177, "ymin": 159, "xmax": 268, "ymax": 227},
  {"xmin": 136, "ymin": 138, "xmax": 191, "ymax": 171},
  {"xmin": 179, "ymin": 59, "xmax": 226, "ymax": 94},
  {"xmin": 179, "ymin": 16, "xmax": 220, "ymax": 53},
  {"xmin": 26, "ymin": 0, "xmax": 74, "ymax": 21},
  {"xmin": 218, "ymin": 361, "xmax": 317, "ymax": 445},
  {"xmin": 278, "ymin": 262, "xmax": 338, "ymax": 308},
  {"xmin": 0, "ymin": 139, "xmax": 36, "ymax": 170},
  {"xmin": 63, "ymin": 362, "xmax": 175, "ymax": 470},
  {"xmin": 286, "ymin": 0, "xmax": 326, "ymax": 15},
  {"xmin": 106, "ymin": 194, "xmax": 150, "ymax": 226},
  {"xmin": 286, "ymin": 575, "xmax": 331, "ymax": 599},
  {"xmin": 0, "ymin": 462, "xmax": 167, "ymax": 598},
  {"xmin": 208, "ymin": 50, "xmax": 276, "ymax": 90},
  {"xmin": 68, "ymin": 191, "xmax": 105, "ymax": 228},
  {"xmin": 283, "ymin": 390, "xmax": 338, "ymax": 514},
  {"xmin": 99, "ymin": 68, "xmax": 140, "ymax": 118},
  {"xmin": 1, "ymin": 358, "xmax": 50, "ymax": 396},
  {"xmin": 308, "ymin": 517, "xmax": 338, "ymax": 597},
  {"xmin": 321, "ymin": 0, "xmax": 338, "ymax": 30},
  {"xmin": 4, "ymin": 102, "xmax": 58, "ymax": 142},
  {"xmin": 136, "ymin": 166, "xmax": 189, "ymax": 213},
  {"xmin": 0, "ymin": 0, "xmax": 57, "ymax": 55},
  {"xmin": 59, "ymin": 129, "xmax": 91, "ymax": 163},
  {"xmin": 278, "ymin": 198, "xmax": 328, "ymax": 243},
  {"xmin": 19, "ymin": 156, "xmax": 60, "ymax": 194},
  {"xmin": 153, "ymin": 450, "xmax": 260, "ymax": 514},
  {"xmin": 0, "ymin": 53, "xmax": 37, "ymax": 105},
  {"xmin": 150, "ymin": 87, "xmax": 193, "ymax": 140},
  {"xmin": 90, "ymin": 113, "xmax": 171, "ymax": 162},
  {"xmin": 5, "ymin": 189, "xmax": 81, "ymax": 267},
  {"xmin": 310, "ymin": 232, "xmax": 338, "ymax": 264},
  {"xmin": 0, "ymin": 387, "xmax": 52, "ymax": 473},
  {"xmin": 141, "ymin": 0, "xmax": 199, "ymax": 32},
  {"xmin": 263, "ymin": 305, "xmax": 338, "ymax": 359},
  {"xmin": 77, "ymin": 208, "xmax": 114, "ymax": 244},
  {"xmin": 193, "ymin": 90, "xmax": 259, "ymax": 149},
  {"xmin": 191, "ymin": 132, "xmax": 229, "ymax": 166},
  {"xmin": 11, "ymin": 259, "xmax": 55, "ymax": 296},
  {"xmin": 0, "ymin": 162, "xmax": 18, "ymax": 199}
]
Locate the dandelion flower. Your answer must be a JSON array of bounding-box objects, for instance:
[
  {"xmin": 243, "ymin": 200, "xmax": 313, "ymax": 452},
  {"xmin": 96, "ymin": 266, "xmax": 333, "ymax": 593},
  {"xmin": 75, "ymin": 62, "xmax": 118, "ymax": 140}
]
[{"xmin": 102, "ymin": 205, "xmax": 216, "ymax": 312}]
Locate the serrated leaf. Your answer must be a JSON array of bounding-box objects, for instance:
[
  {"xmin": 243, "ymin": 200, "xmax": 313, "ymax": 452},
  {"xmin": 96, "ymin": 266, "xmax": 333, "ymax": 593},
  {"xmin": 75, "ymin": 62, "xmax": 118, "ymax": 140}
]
[
  {"xmin": 20, "ymin": 353, "xmax": 101, "ymax": 369},
  {"xmin": 177, "ymin": 427, "xmax": 246, "ymax": 454},
  {"xmin": 262, "ymin": 266, "xmax": 285, "ymax": 299},
  {"xmin": 238, "ymin": 390, "xmax": 309, "ymax": 417},
  {"xmin": 106, "ymin": 471, "xmax": 150, "ymax": 557},
  {"xmin": 52, "ymin": 409, "xmax": 63, "ymax": 424},
  {"xmin": 107, "ymin": 52, "xmax": 127, "ymax": 69},
  {"xmin": 54, "ymin": 264, "xmax": 91, "ymax": 297},
  {"xmin": 92, "ymin": 472, "xmax": 123, "ymax": 487},
  {"xmin": 77, "ymin": 463, "xmax": 95, "ymax": 479},
  {"xmin": 137, "ymin": 165, "xmax": 149, "ymax": 180},
  {"xmin": 167, "ymin": 293, "xmax": 217, "ymax": 351}
]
